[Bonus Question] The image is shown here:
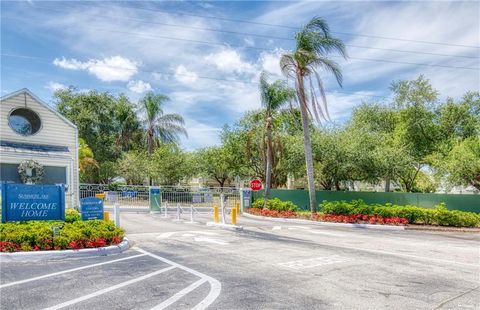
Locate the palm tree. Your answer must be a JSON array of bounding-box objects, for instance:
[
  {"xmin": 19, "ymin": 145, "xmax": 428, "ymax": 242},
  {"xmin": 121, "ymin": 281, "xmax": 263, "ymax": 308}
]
[
  {"xmin": 280, "ymin": 17, "xmax": 347, "ymax": 213},
  {"xmin": 259, "ymin": 71, "xmax": 296, "ymax": 208},
  {"xmin": 139, "ymin": 91, "xmax": 187, "ymax": 155},
  {"xmin": 115, "ymin": 95, "xmax": 141, "ymax": 153}
]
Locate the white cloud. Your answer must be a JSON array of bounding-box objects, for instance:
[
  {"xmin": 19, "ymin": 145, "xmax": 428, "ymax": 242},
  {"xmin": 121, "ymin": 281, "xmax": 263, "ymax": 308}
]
[
  {"xmin": 205, "ymin": 49, "xmax": 255, "ymax": 74},
  {"xmin": 244, "ymin": 37, "xmax": 255, "ymax": 47},
  {"xmin": 127, "ymin": 80, "xmax": 152, "ymax": 93},
  {"xmin": 180, "ymin": 120, "xmax": 222, "ymax": 150},
  {"xmin": 45, "ymin": 81, "xmax": 67, "ymax": 92},
  {"xmin": 53, "ymin": 56, "xmax": 139, "ymax": 82},
  {"xmin": 259, "ymin": 49, "xmax": 285, "ymax": 77},
  {"xmin": 174, "ymin": 65, "xmax": 199, "ymax": 84}
]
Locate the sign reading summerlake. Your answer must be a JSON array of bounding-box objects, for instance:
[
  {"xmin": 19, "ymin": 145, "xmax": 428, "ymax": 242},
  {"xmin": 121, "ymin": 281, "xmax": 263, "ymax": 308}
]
[
  {"xmin": 1, "ymin": 183, "xmax": 65, "ymax": 223},
  {"xmin": 80, "ymin": 197, "xmax": 104, "ymax": 220}
]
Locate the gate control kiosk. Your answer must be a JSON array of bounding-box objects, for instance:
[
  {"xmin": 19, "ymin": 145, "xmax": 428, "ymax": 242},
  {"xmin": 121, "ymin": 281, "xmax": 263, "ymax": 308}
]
[
  {"xmin": 240, "ymin": 188, "xmax": 252, "ymax": 213},
  {"xmin": 149, "ymin": 187, "xmax": 161, "ymax": 213}
]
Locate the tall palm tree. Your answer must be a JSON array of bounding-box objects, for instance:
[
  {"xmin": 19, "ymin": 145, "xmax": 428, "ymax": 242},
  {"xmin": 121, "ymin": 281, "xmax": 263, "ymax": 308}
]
[
  {"xmin": 259, "ymin": 71, "xmax": 296, "ymax": 208},
  {"xmin": 139, "ymin": 91, "xmax": 187, "ymax": 155},
  {"xmin": 280, "ymin": 17, "xmax": 347, "ymax": 213},
  {"xmin": 115, "ymin": 95, "xmax": 141, "ymax": 153}
]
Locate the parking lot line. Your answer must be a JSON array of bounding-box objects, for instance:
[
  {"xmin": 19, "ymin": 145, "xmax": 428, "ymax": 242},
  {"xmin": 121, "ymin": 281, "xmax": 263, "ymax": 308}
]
[
  {"xmin": 0, "ymin": 253, "xmax": 147, "ymax": 289},
  {"xmin": 151, "ymin": 278, "xmax": 207, "ymax": 310},
  {"xmin": 133, "ymin": 247, "xmax": 221, "ymax": 310},
  {"xmin": 42, "ymin": 265, "xmax": 176, "ymax": 310}
]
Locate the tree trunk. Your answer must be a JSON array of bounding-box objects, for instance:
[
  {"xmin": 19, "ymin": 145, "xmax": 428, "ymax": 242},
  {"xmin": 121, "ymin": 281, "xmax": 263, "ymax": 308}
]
[
  {"xmin": 384, "ymin": 177, "xmax": 391, "ymax": 192},
  {"xmin": 264, "ymin": 118, "xmax": 273, "ymax": 209},
  {"xmin": 296, "ymin": 73, "xmax": 317, "ymax": 213}
]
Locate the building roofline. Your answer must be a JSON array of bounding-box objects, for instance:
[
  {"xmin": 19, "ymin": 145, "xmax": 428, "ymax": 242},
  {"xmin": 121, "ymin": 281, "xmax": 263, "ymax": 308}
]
[{"xmin": 1, "ymin": 88, "xmax": 77, "ymax": 130}]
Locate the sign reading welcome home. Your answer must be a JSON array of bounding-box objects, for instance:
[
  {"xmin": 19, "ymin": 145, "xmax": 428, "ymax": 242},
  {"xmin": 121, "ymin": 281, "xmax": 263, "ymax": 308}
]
[
  {"xmin": 80, "ymin": 197, "xmax": 104, "ymax": 220},
  {"xmin": 1, "ymin": 183, "xmax": 65, "ymax": 223}
]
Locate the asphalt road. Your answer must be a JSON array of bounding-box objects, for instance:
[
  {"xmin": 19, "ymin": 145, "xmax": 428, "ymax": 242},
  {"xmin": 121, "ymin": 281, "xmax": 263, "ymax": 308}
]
[{"xmin": 1, "ymin": 210, "xmax": 479, "ymax": 309}]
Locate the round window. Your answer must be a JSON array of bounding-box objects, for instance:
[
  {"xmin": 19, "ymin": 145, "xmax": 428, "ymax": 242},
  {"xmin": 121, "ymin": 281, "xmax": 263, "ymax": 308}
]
[{"xmin": 8, "ymin": 108, "xmax": 42, "ymax": 136}]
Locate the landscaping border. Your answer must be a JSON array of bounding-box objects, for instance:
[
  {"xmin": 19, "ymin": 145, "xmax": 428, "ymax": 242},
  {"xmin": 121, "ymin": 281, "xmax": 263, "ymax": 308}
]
[
  {"xmin": 243, "ymin": 212, "xmax": 405, "ymax": 231},
  {"xmin": 0, "ymin": 237, "xmax": 130, "ymax": 262}
]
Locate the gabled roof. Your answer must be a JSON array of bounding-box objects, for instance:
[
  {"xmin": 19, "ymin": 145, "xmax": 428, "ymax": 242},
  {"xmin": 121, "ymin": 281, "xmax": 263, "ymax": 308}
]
[{"xmin": 0, "ymin": 88, "xmax": 77, "ymax": 130}]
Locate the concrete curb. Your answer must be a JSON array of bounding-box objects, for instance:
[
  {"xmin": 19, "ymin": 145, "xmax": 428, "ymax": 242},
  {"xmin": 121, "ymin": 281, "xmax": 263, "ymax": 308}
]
[
  {"xmin": 206, "ymin": 222, "xmax": 244, "ymax": 231},
  {"xmin": 243, "ymin": 212, "xmax": 405, "ymax": 231},
  {"xmin": 0, "ymin": 237, "xmax": 131, "ymax": 262}
]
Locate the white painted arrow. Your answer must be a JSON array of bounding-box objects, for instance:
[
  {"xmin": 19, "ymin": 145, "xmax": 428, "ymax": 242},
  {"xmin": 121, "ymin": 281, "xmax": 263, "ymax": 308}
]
[{"xmin": 194, "ymin": 237, "xmax": 228, "ymax": 245}]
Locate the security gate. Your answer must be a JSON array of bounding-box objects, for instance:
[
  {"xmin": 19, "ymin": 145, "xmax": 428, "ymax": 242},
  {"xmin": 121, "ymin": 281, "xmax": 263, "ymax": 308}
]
[{"xmin": 79, "ymin": 184, "xmax": 241, "ymax": 210}]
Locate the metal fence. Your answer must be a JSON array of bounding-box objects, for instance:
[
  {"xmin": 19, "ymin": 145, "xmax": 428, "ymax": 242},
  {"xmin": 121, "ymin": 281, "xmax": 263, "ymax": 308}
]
[
  {"xmin": 79, "ymin": 184, "xmax": 241, "ymax": 209},
  {"xmin": 80, "ymin": 184, "xmax": 149, "ymax": 206}
]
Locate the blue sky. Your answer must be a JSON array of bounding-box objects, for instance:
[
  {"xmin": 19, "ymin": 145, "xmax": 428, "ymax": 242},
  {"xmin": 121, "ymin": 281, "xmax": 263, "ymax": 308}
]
[{"xmin": 1, "ymin": 1, "xmax": 479, "ymax": 149}]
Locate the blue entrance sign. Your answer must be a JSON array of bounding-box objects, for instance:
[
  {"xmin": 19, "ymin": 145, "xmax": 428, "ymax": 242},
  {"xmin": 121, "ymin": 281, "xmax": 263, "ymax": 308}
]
[
  {"xmin": 80, "ymin": 197, "xmax": 104, "ymax": 220},
  {"xmin": 1, "ymin": 183, "xmax": 65, "ymax": 223}
]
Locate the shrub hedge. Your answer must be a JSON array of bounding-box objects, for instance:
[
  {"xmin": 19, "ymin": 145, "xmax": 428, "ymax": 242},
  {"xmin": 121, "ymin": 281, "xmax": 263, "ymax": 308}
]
[
  {"xmin": 320, "ymin": 200, "xmax": 480, "ymax": 227},
  {"xmin": 0, "ymin": 209, "xmax": 124, "ymax": 252},
  {"xmin": 252, "ymin": 198, "xmax": 299, "ymax": 212}
]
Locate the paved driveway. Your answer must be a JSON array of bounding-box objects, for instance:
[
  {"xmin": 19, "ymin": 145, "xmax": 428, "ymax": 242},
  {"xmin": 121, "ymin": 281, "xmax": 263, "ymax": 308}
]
[{"xmin": 1, "ymin": 211, "xmax": 479, "ymax": 309}]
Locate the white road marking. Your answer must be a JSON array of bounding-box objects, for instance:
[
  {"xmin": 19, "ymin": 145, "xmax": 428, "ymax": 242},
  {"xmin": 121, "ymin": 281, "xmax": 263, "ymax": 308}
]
[
  {"xmin": 150, "ymin": 278, "xmax": 207, "ymax": 310},
  {"xmin": 272, "ymin": 226, "xmax": 282, "ymax": 230},
  {"xmin": 309, "ymin": 230, "xmax": 346, "ymax": 237},
  {"xmin": 42, "ymin": 265, "xmax": 176, "ymax": 310},
  {"xmin": 157, "ymin": 232, "xmax": 177, "ymax": 239},
  {"xmin": 134, "ymin": 247, "xmax": 221, "ymax": 310},
  {"xmin": 194, "ymin": 237, "xmax": 229, "ymax": 245},
  {"xmin": 157, "ymin": 231, "xmax": 218, "ymax": 239},
  {"xmin": 0, "ymin": 254, "xmax": 147, "ymax": 289},
  {"xmin": 287, "ymin": 226, "xmax": 309, "ymax": 230},
  {"xmin": 278, "ymin": 255, "xmax": 350, "ymax": 270}
]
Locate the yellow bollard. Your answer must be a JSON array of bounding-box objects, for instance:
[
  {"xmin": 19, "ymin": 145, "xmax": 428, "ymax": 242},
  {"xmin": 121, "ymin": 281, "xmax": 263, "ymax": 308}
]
[
  {"xmin": 95, "ymin": 193, "xmax": 106, "ymax": 199},
  {"xmin": 235, "ymin": 201, "xmax": 240, "ymax": 214},
  {"xmin": 231, "ymin": 208, "xmax": 237, "ymax": 225},
  {"xmin": 213, "ymin": 206, "xmax": 219, "ymax": 223},
  {"xmin": 104, "ymin": 211, "xmax": 110, "ymax": 222}
]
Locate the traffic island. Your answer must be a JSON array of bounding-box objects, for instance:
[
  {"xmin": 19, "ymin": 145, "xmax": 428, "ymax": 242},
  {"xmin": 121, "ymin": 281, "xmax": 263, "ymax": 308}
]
[
  {"xmin": 0, "ymin": 209, "xmax": 126, "ymax": 257},
  {"xmin": 206, "ymin": 221, "xmax": 243, "ymax": 231},
  {"xmin": 0, "ymin": 237, "xmax": 130, "ymax": 262}
]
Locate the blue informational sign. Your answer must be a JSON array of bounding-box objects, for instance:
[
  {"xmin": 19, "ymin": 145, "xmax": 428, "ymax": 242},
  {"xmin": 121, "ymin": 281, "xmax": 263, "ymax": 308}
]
[
  {"xmin": 80, "ymin": 197, "xmax": 104, "ymax": 220},
  {"xmin": 121, "ymin": 190, "xmax": 137, "ymax": 198},
  {"xmin": 1, "ymin": 183, "xmax": 65, "ymax": 223},
  {"xmin": 192, "ymin": 194, "xmax": 202, "ymax": 203}
]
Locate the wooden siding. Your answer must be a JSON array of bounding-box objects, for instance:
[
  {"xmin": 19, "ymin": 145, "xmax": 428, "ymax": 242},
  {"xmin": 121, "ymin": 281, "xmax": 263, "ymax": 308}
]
[{"xmin": 0, "ymin": 91, "xmax": 79, "ymax": 207}]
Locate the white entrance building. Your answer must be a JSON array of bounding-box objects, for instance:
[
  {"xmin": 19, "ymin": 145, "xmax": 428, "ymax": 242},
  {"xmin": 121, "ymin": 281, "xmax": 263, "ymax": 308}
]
[{"xmin": 0, "ymin": 89, "xmax": 79, "ymax": 207}]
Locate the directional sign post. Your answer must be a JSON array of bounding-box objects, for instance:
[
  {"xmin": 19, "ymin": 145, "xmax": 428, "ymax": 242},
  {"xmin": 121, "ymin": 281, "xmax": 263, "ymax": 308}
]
[{"xmin": 80, "ymin": 197, "xmax": 104, "ymax": 220}]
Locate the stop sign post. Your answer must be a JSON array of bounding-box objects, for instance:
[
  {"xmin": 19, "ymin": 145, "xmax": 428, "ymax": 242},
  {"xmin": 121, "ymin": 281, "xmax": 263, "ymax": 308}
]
[{"xmin": 250, "ymin": 179, "xmax": 263, "ymax": 191}]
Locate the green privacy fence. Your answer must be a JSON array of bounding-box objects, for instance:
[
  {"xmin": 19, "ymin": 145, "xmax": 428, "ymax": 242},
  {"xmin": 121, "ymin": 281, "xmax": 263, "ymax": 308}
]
[{"xmin": 253, "ymin": 189, "xmax": 480, "ymax": 213}]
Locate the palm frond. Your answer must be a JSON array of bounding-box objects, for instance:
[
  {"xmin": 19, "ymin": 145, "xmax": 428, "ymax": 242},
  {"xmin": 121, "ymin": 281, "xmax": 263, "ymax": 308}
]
[
  {"xmin": 314, "ymin": 69, "xmax": 331, "ymax": 121},
  {"xmin": 280, "ymin": 54, "xmax": 296, "ymax": 78},
  {"xmin": 311, "ymin": 56, "xmax": 343, "ymax": 87}
]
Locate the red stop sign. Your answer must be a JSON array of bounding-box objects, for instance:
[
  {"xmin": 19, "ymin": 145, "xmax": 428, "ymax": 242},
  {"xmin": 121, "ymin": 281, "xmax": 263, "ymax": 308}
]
[{"xmin": 250, "ymin": 179, "xmax": 263, "ymax": 191}]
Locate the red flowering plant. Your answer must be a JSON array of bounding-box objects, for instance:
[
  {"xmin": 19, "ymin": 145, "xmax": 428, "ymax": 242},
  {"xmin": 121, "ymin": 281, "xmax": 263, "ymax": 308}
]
[{"xmin": 0, "ymin": 214, "xmax": 124, "ymax": 252}]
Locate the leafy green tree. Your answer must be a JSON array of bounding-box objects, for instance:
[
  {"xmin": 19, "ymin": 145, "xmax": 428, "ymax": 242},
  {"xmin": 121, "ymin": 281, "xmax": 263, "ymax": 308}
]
[
  {"xmin": 114, "ymin": 96, "xmax": 142, "ymax": 153},
  {"xmin": 431, "ymin": 137, "xmax": 480, "ymax": 190},
  {"xmin": 139, "ymin": 91, "xmax": 187, "ymax": 154},
  {"xmin": 221, "ymin": 110, "xmax": 302, "ymax": 187},
  {"xmin": 195, "ymin": 146, "xmax": 239, "ymax": 187},
  {"xmin": 390, "ymin": 76, "xmax": 441, "ymax": 191},
  {"xmin": 117, "ymin": 151, "xmax": 149, "ymax": 185},
  {"xmin": 78, "ymin": 138, "xmax": 99, "ymax": 183},
  {"xmin": 55, "ymin": 88, "xmax": 142, "ymax": 183},
  {"xmin": 150, "ymin": 144, "xmax": 189, "ymax": 185},
  {"xmin": 280, "ymin": 17, "xmax": 347, "ymax": 212},
  {"xmin": 259, "ymin": 71, "xmax": 296, "ymax": 205}
]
